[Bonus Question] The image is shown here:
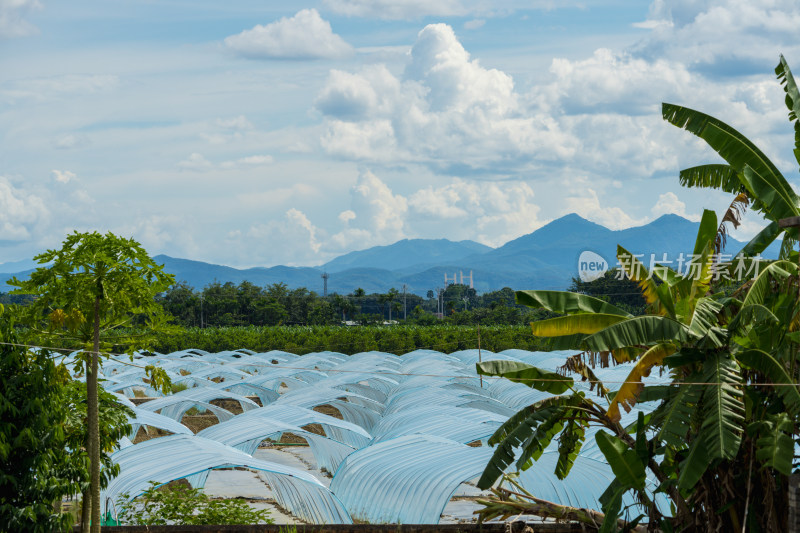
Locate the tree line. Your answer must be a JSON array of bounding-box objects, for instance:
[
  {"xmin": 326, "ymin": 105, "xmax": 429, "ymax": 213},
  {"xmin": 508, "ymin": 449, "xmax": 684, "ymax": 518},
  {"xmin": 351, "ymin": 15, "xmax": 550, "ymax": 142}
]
[{"xmin": 153, "ymin": 280, "xmax": 571, "ymax": 328}]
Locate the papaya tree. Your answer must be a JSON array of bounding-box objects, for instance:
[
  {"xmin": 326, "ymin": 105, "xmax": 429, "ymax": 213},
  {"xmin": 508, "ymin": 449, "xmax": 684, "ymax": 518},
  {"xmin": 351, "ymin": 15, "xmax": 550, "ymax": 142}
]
[{"xmin": 10, "ymin": 232, "xmax": 174, "ymax": 533}]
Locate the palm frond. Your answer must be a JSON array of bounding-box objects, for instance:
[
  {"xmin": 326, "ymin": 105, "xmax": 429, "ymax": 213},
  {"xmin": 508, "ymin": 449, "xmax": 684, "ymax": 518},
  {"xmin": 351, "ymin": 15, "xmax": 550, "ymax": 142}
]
[
  {"xmin": 581, "ymin": 316, "xmax": 690, "ymax": 352},
  {"xmin": 651, "ymin": 383, "xmax": 700, "ymax": 448},
  {"xmin": 662, "ymin": 103, "xmax": 786, "ymax": 186},
  {"xmin": 715, "ymin": 192, "xmax": 750, "ymax": 253},
  {"xmin": 679, "ymin": 164, "xmax": 742, "ymax": 193},
  {"xmin": 530, "ymin": 313, "xmax": 630, "ymax": 337},
  {"xmin": 776, "ymin": 55, "xmax": 800, "ymax": 168},
  {"xmin": 701, "ymin": 353, "xmax": 743, "ymax": 461},
  {"xmin": 607, "ymin": 342, "xmax": 677, "ymax": 422},
  {"xmin": 736, "ymin": 348, "xmax": 800, "ymax": 415},
  {"xmin": 754, "ymin": 412, "xmax": 794, "ymax": 476},
  {"xmin": 478, "ymin": 395, "xmax": 576, "ymax": 489},
  {"xmin": 516, "ymin": 290, "xmax": 631, "ymax": 317},
  {"xmin": 740, "ymin": 165, "xmax": 800, "ymax": 222},
  {"xmin": 737, "ymin": 221, "xmax": 783, "ymax": 257}
]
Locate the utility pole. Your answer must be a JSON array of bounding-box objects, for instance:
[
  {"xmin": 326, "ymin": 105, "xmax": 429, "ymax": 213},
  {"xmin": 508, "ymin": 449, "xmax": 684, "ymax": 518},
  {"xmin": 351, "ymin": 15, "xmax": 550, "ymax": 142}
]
[
  {"xmin": 321, "ymin": 272, "xmax": 329, "ymax": 297},
  {"xmin": 478, "ymin": 324, "xmax": 483, "ymax": 388},
  {"xmin": 200, "ymin": 295, "xmax": 204, "ymax": 328},
  {"xmin": 402, "ymin": 284, "xmax": 407, "ymax": 320}
]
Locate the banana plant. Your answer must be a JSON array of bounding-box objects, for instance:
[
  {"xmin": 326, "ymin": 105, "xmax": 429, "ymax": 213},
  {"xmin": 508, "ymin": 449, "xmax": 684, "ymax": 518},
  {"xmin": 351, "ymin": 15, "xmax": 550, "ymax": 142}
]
[
  {"xmin": 477, "ymin": 210, "xmax": 800, "ymax": 531},
  {"xmin": 662, "ymin": 55, "xmax": 800, "ymax": 257}
]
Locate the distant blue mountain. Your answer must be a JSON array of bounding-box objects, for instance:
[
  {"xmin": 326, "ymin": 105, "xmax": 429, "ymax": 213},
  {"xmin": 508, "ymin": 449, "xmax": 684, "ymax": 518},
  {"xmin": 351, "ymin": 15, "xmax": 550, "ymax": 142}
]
[
  {"xmin": 0, "ymin": 214, "xmax": 782, "ymax": 296},
  {"xmin": 151, "ymin": 256, "xmax": 323, "ymax": 291},
  {"xmin": 320, "ymin": 238, "xmax": 491, "ymax": 273},
  {"xmin": 455, "ymin": 213, "xmax": 779, "ymax": 290},
  {"xmin": 0, "ymin": 258, "xmax": 38, "ymax": 273}
]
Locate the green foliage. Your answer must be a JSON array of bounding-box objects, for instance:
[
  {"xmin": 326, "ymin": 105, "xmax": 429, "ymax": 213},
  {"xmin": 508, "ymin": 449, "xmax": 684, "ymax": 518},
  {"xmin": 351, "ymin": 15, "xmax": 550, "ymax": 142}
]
[
  {"xmin": 752, "ymin": 413, "xmax": 794, "ymax": 476},
  {"xmin": 476, "ymin": 360, "xmax": 573, "ymax": 394},
  {"xmin": 478, "ymin": 58, "xmax": 800, "ymax": 530},
  {"xmin": 484, "ymin": 226, "xmax": 800, "ymax": 530},
  {"xmin": 662, "ymin": 57, "xmax": 800, "ymax": 256},
  {"xmin": 476, "ymin": 395, "xmax": 582, "ymax": 489},
  {"xmin": 117, "ymin": 481, "xmax": 273, "ymax": 525},
  {"xmin": 62, "ymin": 381, "xmax": 134, "ymax": 489},
  {"xmin": 9, "ymin": 231, "xmax": 176, "ymax": 533},
  {"xmin": 10, "ymin": 231, "xmax": 176, "ymax": 354},
  {"xmin": 0, "ymin": 314, "xmax": 77, "ymax": 533},
  {"xmin": 0, "ymin": 292, "xmax": 34, "ymax": 306},
  {"xmin": 152, "ymin": 281, "xmax": 558, "ymax": 328},
  {"xmin": 150, "ymin": 324, "xmax": 546, "ymax": 354},
  {"xmin": 567, "ymin": 270, "xmax": 647, "ymax": 315},
  {"xmin": 516, "ymin": 290, "xmax": 631, "ymax": 317},
  {"xmin": 699, "ymin": 353, "xmax": 743, "ymax": 461},
  {"xmin": 595, "ymin": 432, "xmax": 646, "ymax": 491}
]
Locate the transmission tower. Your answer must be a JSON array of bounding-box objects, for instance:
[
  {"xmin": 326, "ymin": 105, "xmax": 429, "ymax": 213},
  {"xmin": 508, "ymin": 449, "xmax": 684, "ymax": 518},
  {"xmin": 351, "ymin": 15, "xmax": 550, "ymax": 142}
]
[{"xmin": 321, "ymin": 272, "xmax": 329, "ymax": 297}]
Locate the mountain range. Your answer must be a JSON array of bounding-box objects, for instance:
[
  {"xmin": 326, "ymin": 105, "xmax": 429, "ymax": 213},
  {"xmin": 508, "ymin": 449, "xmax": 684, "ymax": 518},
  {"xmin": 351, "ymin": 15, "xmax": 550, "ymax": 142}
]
[{"xmin": 0, "ymin": 213, "xmax": 780, "ymax": 296}]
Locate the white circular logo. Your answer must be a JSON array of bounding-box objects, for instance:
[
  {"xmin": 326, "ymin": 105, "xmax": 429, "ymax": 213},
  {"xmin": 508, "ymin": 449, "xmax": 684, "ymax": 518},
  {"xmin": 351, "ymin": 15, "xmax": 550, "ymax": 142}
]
[{"xmin": 578, "ymin": 250, "xmax": 608, "ymax": 282}]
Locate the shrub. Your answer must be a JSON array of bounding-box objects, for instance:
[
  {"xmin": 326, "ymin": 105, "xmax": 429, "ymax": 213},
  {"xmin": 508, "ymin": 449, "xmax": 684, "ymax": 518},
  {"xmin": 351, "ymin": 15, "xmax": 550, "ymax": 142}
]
[{"xmin": 117, "ymin": 480, "xmax": 273, "ymax": 525}]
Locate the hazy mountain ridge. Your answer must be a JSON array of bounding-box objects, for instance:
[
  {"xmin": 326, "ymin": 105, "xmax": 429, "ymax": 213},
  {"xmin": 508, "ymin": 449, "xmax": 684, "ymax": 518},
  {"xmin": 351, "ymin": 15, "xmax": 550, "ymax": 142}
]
[
  {"xmin": 320, "ymin": 238, "xmax": 492, "ymax": 273},
  {"xmin": 0, "ymin": 214, "xmax": 780, "ymax": 296}
]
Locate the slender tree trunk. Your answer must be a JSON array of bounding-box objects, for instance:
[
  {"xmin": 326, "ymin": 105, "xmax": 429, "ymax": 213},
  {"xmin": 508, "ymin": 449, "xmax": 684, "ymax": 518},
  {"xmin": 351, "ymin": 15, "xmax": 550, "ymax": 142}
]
[
  {"xmin": 80, "ymin": 488, "xmax": 90, "ymax": 533},
  {"xmin": 89, "ymin": 296, "xmax": 101, "ymax": 533}
]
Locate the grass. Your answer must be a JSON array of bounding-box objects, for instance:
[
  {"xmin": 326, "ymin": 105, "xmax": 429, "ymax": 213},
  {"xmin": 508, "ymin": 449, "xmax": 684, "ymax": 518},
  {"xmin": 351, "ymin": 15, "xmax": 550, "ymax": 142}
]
[{"xmin": 171, "ymin": 381, "xmax": 189, "ymax": 394}]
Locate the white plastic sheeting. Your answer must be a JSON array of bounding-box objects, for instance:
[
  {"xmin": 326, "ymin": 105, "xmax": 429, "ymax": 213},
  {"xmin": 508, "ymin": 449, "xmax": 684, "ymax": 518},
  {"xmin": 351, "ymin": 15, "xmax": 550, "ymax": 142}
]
[
  {"xmin": 102, "ymin": 434, "xmax": 352, "ymax": 524},
  {"xmin": 128, "ymin": 407, "xmax": 194, "ymax": 439},
  {"xmin": 93, "ymin": 347, "xmax": 668, "ymax": 525},
  {"xmin": 331, "ymin": 435, "xmax": 493, "ymax": 523},
  {"xmin": 197, "ymin": 404, "xmax": 370, "ymax": 471}
]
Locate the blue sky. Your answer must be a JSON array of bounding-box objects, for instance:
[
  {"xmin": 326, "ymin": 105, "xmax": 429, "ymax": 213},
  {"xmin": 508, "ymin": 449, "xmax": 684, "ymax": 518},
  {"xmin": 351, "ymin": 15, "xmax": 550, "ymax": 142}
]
[{"xmin": 1, "ymin": 0, "xmax": 799, "ymax": 268}]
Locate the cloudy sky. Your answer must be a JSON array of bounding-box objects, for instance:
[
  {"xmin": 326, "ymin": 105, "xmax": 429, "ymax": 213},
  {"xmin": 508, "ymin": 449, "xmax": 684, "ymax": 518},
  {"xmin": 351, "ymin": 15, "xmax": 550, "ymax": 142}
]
[{"xmin": 1, "ymin": 0, "xmax": 799, "ymax": 268}]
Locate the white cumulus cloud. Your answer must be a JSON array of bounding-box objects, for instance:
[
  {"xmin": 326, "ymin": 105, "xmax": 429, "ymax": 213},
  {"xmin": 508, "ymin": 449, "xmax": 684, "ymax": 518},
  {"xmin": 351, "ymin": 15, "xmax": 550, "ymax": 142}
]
[
  {"xmin": 634, "ymin": 0, "xmax": 800, "ymax": 70},
  {"xmin": 51, "ymin": 169, "xmax": 75, "ymax": 183},
  {"xmin": 225, "ymin": 9, "xmax": 353, "ymax": 60},
  {"xmin": 329, "ymin": 169, "xmax": 408, "ymax": 250},
  {"xmin": 244, "ymin": 208, "xmax": 325, "ymax": 265},
  {"xmin": 408, "ymin": 179, "xmax": 544, "ymax": 246},
  {"xmin": 282, "ymin": 171, "xmax": 547, "ymax": 256},
  {"xmin": 317, "ymin": 23, "xmax": 578, "ymax": 172},
  {"xmin": 0, "ymin": 176, "xmax": 48, "ymax": 241},
  {"xmin": 651, "ymin": 191, "xmax": 701, "ymax": 221},
  {"xmin": 563, "ymin": 188, "xmax": 647, "ymax": 230}
]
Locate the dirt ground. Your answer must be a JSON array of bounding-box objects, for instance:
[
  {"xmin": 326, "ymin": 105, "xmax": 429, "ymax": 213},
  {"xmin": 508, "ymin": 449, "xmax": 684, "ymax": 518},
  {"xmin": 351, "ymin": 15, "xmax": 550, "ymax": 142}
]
[{"xmin": 133, "ymin": 396, "xmax": 346, "ymax": 444}]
